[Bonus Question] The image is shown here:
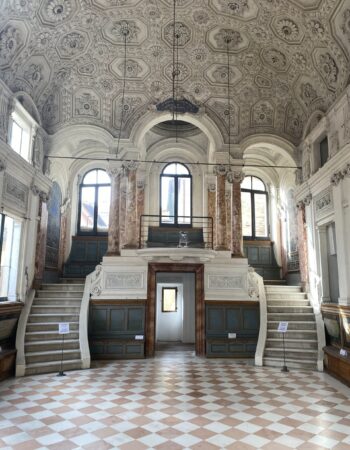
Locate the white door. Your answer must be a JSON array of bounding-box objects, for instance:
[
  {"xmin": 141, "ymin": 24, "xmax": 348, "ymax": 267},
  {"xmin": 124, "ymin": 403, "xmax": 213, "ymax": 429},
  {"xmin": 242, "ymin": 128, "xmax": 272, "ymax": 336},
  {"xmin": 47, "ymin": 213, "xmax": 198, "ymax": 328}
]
[{"xmin": 156, "ymin": 283, "xmax": 183, "ymax": 342}]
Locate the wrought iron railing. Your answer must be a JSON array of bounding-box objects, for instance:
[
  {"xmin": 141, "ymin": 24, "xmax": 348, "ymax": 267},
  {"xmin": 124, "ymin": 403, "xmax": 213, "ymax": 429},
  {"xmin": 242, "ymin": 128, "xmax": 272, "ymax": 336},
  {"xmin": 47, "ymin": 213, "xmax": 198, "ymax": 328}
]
[{"xmin": 139, "ymin": 215, "xmax": 213, "ymax": 249}]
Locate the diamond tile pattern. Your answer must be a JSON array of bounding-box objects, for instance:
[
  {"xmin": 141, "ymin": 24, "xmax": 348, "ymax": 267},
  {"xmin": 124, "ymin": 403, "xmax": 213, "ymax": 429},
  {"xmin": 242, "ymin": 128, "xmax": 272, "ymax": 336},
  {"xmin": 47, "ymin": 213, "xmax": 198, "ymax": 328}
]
[{"xmin": 0, "ymin": 354, "xmax": 349, "ymax": 449}]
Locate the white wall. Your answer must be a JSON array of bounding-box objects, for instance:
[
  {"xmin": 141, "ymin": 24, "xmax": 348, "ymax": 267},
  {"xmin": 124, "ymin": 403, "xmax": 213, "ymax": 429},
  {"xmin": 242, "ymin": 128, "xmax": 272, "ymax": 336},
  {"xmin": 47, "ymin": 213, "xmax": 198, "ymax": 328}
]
[{"xmin": 156, "ymin": 272, "xmax": 195, "ymax": 343}]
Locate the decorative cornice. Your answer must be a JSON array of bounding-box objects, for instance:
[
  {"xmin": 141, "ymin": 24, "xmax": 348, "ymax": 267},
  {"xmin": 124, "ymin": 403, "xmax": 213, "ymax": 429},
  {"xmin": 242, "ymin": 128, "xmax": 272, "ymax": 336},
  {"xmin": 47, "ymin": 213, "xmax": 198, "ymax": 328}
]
[{"xmin": 227, "ymin": 170, "xmax": 244, "ymax": 184}]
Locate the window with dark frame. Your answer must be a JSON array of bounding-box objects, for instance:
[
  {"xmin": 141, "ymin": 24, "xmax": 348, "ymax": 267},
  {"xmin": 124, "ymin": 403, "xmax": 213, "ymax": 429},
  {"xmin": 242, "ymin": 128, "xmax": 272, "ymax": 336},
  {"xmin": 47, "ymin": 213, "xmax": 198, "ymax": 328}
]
[
  {"xmin": 78, "ymin": 169, "xmax": 111, "ymax": 235},
  {"xmin": 319, "ymin": 136, "xmax": 329, "ymax": 168},
  {"xmin": 162, "ymin": 287, "xmax": 177, "ymax": 312},
  {"xmin": 241, "ymin": 176, "xmax": 269, "ymax": 240},
  {"xmin": 160, "ymin": 163, "xmax": 192, "ymax": 226}
]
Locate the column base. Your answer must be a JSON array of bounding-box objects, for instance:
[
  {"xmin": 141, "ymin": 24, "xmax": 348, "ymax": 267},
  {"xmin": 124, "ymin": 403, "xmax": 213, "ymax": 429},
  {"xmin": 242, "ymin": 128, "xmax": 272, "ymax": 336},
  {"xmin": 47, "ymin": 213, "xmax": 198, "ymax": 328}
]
[
  {"xmin": 231, "ymin": 252, "xmax": 244, "ymax": 258},
  {"xmin": 123, "ymin": 244, "xmax": 139, "ymax": 250},
  {"xmin": 105, "ymin": 251, "xmax": 120, "ymax": 256},
  {"xmin": 214, "ymin": 245, "xmax": 230, "ymax": 251}
]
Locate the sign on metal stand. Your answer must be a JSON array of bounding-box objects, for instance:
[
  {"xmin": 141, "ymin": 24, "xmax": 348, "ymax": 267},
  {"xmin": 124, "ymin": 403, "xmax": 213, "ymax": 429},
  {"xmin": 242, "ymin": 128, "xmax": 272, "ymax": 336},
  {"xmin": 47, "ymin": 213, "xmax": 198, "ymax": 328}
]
[
  {"xmin": 57, "ymin": 323, "xmax": 70, "ymax": 377},
  {"xmin": 277, "ymin": 321, "xmax": 289, "ymax": 372}
]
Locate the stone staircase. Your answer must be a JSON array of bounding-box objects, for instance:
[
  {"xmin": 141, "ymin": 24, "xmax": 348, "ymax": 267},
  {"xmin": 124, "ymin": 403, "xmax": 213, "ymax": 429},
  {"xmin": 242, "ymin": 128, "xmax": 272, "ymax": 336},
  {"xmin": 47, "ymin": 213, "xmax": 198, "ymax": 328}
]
[
  {"xmin": 263, "ymin": 285, "xmax": 318, "ymax": 370},
  {"xmin": 24, "ymin": 280, "xmax": 85, "ymax": 376}
]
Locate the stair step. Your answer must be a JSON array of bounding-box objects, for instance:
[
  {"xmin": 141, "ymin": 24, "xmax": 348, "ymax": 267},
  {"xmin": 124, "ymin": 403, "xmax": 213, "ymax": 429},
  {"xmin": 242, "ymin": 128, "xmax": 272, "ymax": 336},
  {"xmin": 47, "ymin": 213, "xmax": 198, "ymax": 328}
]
[
  {"xmin": 36, "ymin": 290, "xmax": 84, "ymax": 299},
  {"xmin": 266, "ymin": 338, "xmax": 318, "ymax": 350},
  {"xmin": 267, "ymin": 330, "xmax": 317, "ymax": 339},
  {"xmin": 267, "ymin": 313, "xmax": 315, "ymax": 321},
  {"xmin": 25, "ymin": 339, "xmax": 80, "ymax": 352},
  {"xmin": 60, "ymin": 278, "xmax": 85, "ymax": 284},
  {"xmin": 25, "ymin": 359, "xmax": 82, "ymax": 376},
  {"xmin": 31, "ymin": 305, "xmax": 80, "ymax": 314},
  {"xmin": 26, "ymin": 322, "xmax": 79, "ymax": 332},
  {"xmin": 25, "ymin": 331, "xmax": 80, "ymax": 341},
  {"xmin": 33, "ymin": 299, "xmax": 82, "ymax": 306},
  {"xmin": 28, "ymin": 314, "xmax": 79, "ymax": 323},
  {"xmin": 41, "ymin": 284, "xmax": 84, "ymax": 291},
  {"xmin": 266, "ymin": 293, "xmax": 308, "ymax": 299},
  {"xmin": 264, "ymin": 280, "xmax": 287, "ymax": 285},
  {"xmin": 267, "ymin": 306, "xmax": 313, "ymax": 313},
  {"xmin": 267, "ymin": 321, "xmax": 316, "ymax": 330},
  {"xmin": 263, "ymin": 357, "xmax": 317, "ymax": 370},
  {"xmin": 267, "ymin": 299, "xmax": 310, "ymax": 306},
  {"xmin": 264, "ymin": 347, "xmax": 318, "ymax": 360},
  {"xmin": 25, "ymin": 349, "xmax": 81, "ymax": 364}
]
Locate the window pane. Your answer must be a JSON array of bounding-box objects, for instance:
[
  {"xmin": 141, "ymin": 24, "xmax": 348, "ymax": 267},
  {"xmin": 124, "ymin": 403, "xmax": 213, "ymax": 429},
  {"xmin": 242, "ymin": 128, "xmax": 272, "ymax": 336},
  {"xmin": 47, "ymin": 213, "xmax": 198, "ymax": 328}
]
[
  {"xmin": 162, "ymin": 288, "xmax": 177, "ymax": 312},
  {"xmin": 10, "ymin": 121, "xmax": 22, "ymax": 154},
  {"xmin": 161, "ymin": 177, "xmax": 175, "ymax": 224},
  {"xmin": 177, "ymin": 177, "xmax": 191, "ymax": 224},
  {"xmin": 254, "ymin": 193, "xmax": 268, "ymax": 237},
  {"xmin": 241, "ymin": 176, "xmax": 251, "ymax": 190},
  {"xmin": 80, "ymin": 187, "xmax": 95, "ymax": 231},
  {"xmin": 83, "ymin": 170, "xmax": 97, "ymax": 185},
  {"xmin": 241, "ymin": 191, "xmax": 252, "ymax": 236},
  {"xmin": 97, "ymin": 186, "xmax": 110, "ymax": 232},
  {"xmin": 97, "ymin": 170, "xmax": 110, "ymax": 184},
  {"xmin": 163, "ymin": 163, "xmax": 189, "ymax": 175},
  {"xmin": 20, "ymin": 129, "xmax": 30, "ymax": 160},
  {"xmin": 0, "ymin": 216, "xmax": 21, "ymax": 301},
  {"xmin": 252, "ymin": 177, "xmax": 265, "ymax": 191}
]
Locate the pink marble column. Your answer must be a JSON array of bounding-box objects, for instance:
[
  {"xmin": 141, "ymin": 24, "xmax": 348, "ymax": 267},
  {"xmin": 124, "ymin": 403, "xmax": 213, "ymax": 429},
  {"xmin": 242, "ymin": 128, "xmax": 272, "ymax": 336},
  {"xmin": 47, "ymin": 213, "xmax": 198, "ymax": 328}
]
[
  {"xmin": 119, "ymin": 170, "xmax": 127, "ymax": 248},
  {"xmin": 228, "ymin": 171, "xmax": 244, "ymax": 257},
  {"xmin": 297, "ymin": 200, "xmax": 309, "ymax": 289},
  {"xmin": 226, "ymin": 190, "xmax": 231, "ymax": 248},
  {"xmin": 207, "ymin": 183, "xmax": 216, "ymax": 249},
  {"xmin": 124, "ymin": 161, "xmax": 139, "ymax": 249},
  {"xmin": 106, "ymin": 168, "xmax": 121, "ymax": 256},
  {"xmin": 58, "ymin": 199, "xmax": 70, "ymax": 272},
  {"xmin": 34, "ymin": 191, "xmax": 49, "ymax": 287},
  {"xmin": 214, "ymin": 165, "xmax": 229, "ymax": 251},
  {"xmin": 137, "ymin": 179, "xmax": 145, "ymax": 247}
]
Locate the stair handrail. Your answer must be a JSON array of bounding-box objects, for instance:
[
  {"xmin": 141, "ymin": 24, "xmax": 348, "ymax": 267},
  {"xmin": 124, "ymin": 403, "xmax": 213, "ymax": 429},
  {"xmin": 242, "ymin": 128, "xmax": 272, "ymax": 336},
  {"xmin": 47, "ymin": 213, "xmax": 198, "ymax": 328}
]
[
  {"xmin": 15, "ymin": 289, "xmax": 36, "ymax": 377},
  {"xmin": 80, "ymin": 264, "xmax": 104, "ymax": 369},
  {"xmin": 248, "ymin": 268, "xmax": 267, "ymax": 367},
  {"xmin": 307, "ymin": 291, "xmax": 326, "ymax": 372}
]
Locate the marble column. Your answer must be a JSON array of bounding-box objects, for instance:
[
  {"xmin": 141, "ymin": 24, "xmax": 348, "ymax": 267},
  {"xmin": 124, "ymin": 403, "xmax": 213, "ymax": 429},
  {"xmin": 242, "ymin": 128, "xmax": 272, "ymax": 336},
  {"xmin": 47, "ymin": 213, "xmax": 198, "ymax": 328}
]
[
  {"xmin": 34, "ymin": 189, "xmax": 50, "ymax": 287},
  {"xmin": 106, "ymin": 168, "xmax": 122, "ymax": 256},
  {"xmin": 207, "ymin": 183, "xmax": 216, "ymax": 249},
  {"xmin": 137, "ymin": 179, "xmax": 145, "ymax": 247},
  {"xmin": 119, "ymin": 169, "xmax": 128, "ymax": 248},
  {"xmin": 124, "ymin": 161, "xmax": 139, "ymax": 249},
  {"xmin": 214, "ymin": 165, "xmax": 229, "ymax": 251},
  {"xmin": 225, "ymin": 190, "xmax": 231, "ymax": 249},
  {"xmin": 228, "ymin": 170, "xmax": 244, "ymax": 257},
  {"xmin": 58, "ymin": 198, "xmax": 71, "ymax": 272},
  {"xmin": 296, "ymin": 201, "xmax": 309, "ymax": 290}
]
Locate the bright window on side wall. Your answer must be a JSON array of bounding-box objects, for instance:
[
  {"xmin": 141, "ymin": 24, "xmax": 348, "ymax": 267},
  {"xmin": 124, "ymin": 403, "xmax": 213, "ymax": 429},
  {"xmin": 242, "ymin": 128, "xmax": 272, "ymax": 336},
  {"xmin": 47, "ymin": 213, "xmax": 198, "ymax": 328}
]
[
  {"xmin": 0, "ymin": 213, "xmax": 22, "ymax": 302},
  {"xmin": 78, "ymin": 169, "xmax": 111, "ymax": 235},
  {"xmin": 241, "ymin": 176, "xmax": 269, "ymax": 239},
  {"xmin": 9, "ymin": 105, "xmax": 35, "ymax": 163}
]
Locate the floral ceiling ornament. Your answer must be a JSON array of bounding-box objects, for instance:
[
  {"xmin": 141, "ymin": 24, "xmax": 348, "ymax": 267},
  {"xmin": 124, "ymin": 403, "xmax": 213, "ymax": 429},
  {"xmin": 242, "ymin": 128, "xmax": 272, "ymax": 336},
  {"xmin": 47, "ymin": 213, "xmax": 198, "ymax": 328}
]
[
  {"xmin": 46, "ymin": 0, "xmax": 73, "ymax": 22},
  {"xmin": 341, "ymin": 9, "xmax": 350, "ymax": 42},
  {"xmin": 274, "ymin": 18, "xmax": 301, "ymax": 42},
  {"xmin": 213, "ymin": 29, "xmax": 243, "ymax": 50}
]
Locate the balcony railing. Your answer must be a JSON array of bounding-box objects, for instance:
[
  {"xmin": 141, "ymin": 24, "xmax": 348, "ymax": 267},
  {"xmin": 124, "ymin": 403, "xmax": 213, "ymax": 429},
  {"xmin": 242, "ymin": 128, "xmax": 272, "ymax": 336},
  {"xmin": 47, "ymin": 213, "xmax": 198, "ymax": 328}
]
[{"xmin": 139, "ymin": 215, "xmax": 213, "ymax": 250}]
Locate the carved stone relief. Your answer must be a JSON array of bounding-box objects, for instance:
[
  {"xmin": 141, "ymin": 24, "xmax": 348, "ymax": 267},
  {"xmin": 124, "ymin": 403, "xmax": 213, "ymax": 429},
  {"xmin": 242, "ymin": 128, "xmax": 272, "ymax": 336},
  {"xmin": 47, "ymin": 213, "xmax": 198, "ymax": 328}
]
[
  {"xmin": 208, "ymin": 275, "xmax": 243, "ymax": 290},
  {"xmin": 105, "ymin": 272, "xmax": 143, "ymax": 289},
  {"xmin": 3, "ymin": 174, "xmax": 29, "ymax": 212}
]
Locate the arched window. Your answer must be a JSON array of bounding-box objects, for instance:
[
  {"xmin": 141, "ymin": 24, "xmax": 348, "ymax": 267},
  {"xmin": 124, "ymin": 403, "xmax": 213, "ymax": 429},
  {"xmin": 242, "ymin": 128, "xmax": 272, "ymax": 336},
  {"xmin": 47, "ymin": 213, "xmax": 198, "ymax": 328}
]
[
  {"xmin": 78, "ymin": 169, "xmax": 111, "ymax": 235},
  {"xmin": 160, "ymin": 163, "xmax": 191, "ymax": 226},
  {"xmin": 241, "ymin": 176, "xmax": 268, "ymax": 239}
]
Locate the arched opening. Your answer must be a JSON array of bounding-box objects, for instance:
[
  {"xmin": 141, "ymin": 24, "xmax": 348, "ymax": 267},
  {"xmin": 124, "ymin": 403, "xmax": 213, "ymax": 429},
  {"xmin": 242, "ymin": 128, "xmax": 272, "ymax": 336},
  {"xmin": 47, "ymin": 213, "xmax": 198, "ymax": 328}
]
[{"xmin": 241, "ymin": 176, "xmax": 269, "ymax": 240}]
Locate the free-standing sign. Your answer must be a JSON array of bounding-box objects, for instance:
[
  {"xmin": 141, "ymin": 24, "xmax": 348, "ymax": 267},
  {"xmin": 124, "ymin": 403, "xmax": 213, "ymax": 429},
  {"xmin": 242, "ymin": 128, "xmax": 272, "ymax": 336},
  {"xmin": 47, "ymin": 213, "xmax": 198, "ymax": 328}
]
[
  {"xmin": 58, "ymin": 323, "xmax": 70, "ymax": 334},
  {"xmin": 278, "ymin": 321, "xmax": 289, "ymax": 333}
]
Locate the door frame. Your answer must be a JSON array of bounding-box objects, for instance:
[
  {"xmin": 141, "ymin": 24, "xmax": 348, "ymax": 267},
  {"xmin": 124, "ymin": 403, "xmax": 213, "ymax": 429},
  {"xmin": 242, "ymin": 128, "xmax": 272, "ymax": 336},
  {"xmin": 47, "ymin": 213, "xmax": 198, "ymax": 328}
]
[{"xmin": 146, "ymin": 263, "xmax": 205, "ymax": 357}]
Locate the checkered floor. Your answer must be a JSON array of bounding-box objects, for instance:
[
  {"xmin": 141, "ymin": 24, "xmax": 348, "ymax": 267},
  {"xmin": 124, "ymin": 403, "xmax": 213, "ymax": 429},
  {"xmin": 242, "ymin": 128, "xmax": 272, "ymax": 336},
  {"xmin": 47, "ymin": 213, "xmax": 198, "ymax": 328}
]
[{"xmin": 0, "ymin": 352, "xmax": 350, "ymax": 449}]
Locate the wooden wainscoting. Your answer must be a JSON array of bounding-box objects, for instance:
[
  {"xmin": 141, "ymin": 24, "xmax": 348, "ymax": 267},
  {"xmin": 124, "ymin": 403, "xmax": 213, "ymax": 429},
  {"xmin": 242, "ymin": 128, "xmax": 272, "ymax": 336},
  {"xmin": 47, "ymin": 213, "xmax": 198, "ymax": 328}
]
[{"xmin": 0, "ymin": 302, "xmax": 23, "ymax": 381}]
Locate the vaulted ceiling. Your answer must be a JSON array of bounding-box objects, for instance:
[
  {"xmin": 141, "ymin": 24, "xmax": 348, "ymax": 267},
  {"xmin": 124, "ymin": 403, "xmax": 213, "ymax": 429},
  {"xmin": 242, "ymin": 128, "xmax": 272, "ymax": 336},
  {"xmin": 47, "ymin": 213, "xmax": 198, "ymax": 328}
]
[{"xmin": 1, "ymin": 0, "xmax": 349, "ymax": 145}]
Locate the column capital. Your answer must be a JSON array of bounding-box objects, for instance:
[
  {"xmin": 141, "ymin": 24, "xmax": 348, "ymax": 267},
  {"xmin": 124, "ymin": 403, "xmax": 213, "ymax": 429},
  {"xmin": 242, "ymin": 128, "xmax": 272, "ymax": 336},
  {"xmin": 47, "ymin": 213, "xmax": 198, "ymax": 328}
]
[
  {"xmin": 213, "ymin": 164, "xmax": 230, "ymax": 176},
  {"xmin": 123, "ymin": 160, "xmax": 139, "ymax": 173},
  {"xmin": 227, "ymin": 170, "xmax": 244, "ymax": 184},
  {"xmin": 208, "ymin": 183, "xmax": 216, "ymax": 193}
]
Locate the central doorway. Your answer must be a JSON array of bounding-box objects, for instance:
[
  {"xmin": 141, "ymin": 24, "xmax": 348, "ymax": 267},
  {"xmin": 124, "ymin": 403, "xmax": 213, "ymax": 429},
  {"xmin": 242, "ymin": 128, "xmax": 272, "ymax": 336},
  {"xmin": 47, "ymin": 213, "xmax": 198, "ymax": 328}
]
[
  {"xmin": 155, "ymin": 272, "xmax": 195, "ymax": 352},
  {"xmin": 146, "ymin": 263, "xmax": 205, "ymax": 357}
]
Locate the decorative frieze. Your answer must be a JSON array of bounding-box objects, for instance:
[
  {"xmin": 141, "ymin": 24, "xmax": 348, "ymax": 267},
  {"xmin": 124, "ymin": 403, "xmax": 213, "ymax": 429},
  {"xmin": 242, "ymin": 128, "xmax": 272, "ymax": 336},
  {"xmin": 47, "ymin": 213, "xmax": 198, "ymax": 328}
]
[
  {"xmin": 208, "ymin": 274, "xmax": 243, "ymax": 290},
  {"xmin": 105, "ymin": 272, "xmax": 143, "ymax": 289},
  {"xmin": 314, "ymin": 188, "xmax": 333, "ymax": 218},
  {"xmin": 330, "ymin": 162, "xmax": 350, "ymax": 186},
  {"xmin": 3, "ymin": 174, "xmax": 29, "ymax": 212}
]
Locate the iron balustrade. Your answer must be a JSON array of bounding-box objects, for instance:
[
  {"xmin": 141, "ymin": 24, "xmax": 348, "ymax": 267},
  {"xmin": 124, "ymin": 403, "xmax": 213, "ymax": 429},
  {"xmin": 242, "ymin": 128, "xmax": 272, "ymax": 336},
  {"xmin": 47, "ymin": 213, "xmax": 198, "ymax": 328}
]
[{"xmin": 139, "ymin": 215, "xmax": 213, "ymax": 250}]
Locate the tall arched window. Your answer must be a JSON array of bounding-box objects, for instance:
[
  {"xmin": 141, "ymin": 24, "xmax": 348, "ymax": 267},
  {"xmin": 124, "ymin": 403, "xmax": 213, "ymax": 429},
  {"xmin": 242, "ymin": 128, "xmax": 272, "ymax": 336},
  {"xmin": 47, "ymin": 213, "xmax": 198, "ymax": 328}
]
[
  {"xmin": 241, "ymin": 176, "xmax": 268, "ymax": 239},
  {"xmin": 78, "ymin": 169, "xmax": 111, "ymax": 235},
  {"xmin": 160, "ymin": 163, "xmax": 191, "ymax": 226}
]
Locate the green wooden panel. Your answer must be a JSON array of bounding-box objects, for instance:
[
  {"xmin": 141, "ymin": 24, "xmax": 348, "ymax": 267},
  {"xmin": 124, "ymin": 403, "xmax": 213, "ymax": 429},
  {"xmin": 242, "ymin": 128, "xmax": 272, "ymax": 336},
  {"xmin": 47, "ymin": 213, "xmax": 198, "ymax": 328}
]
[
  {"xmin": 91, "ymin": 308, "xmax": 108, "ymax": 331},
  {"xmin": 207, "ymin": 307, "xmax": 225, "ymax": 331},
  {"xmin": 86, "ymin": 242, "xmax": 98, "ymax": 261},
  {"xmin": 127, "ymin": 308, "xmax": 144, "ymax": 331},
  {"xmin": 247, "ymin": 247, "xmax": 259, "ymax": 262},
  {"xmin": 242, "ymin": 309, "xmax": 259, "ymax": 331},
  {"xmin": 108, "ymin": 344, "xmax": 124, "ymax": 354},
  {"xmin": 210, "ymin": 343, "xmax": 227, "ymax": 353},
  {"xmin": 110, "ymin": 309, "xmax": 126, "ymax": 331},
  {"xmin": 126, "ymin": 344, "xmax": 143, "ymax": 355},
  {"xmin": 90, "ymin": 343, "xmax": 104, "ymax": 353},
  {"xmin": 226, "ymin": 308, "xmax": 240, "ymax": 331},
  {"xmin": 259, "ymin": 247, "xmax": 271, "ymax": 264},
  {"xmin": 228, "ymin": 343, "xmax": 245, "ymax": 352}
]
